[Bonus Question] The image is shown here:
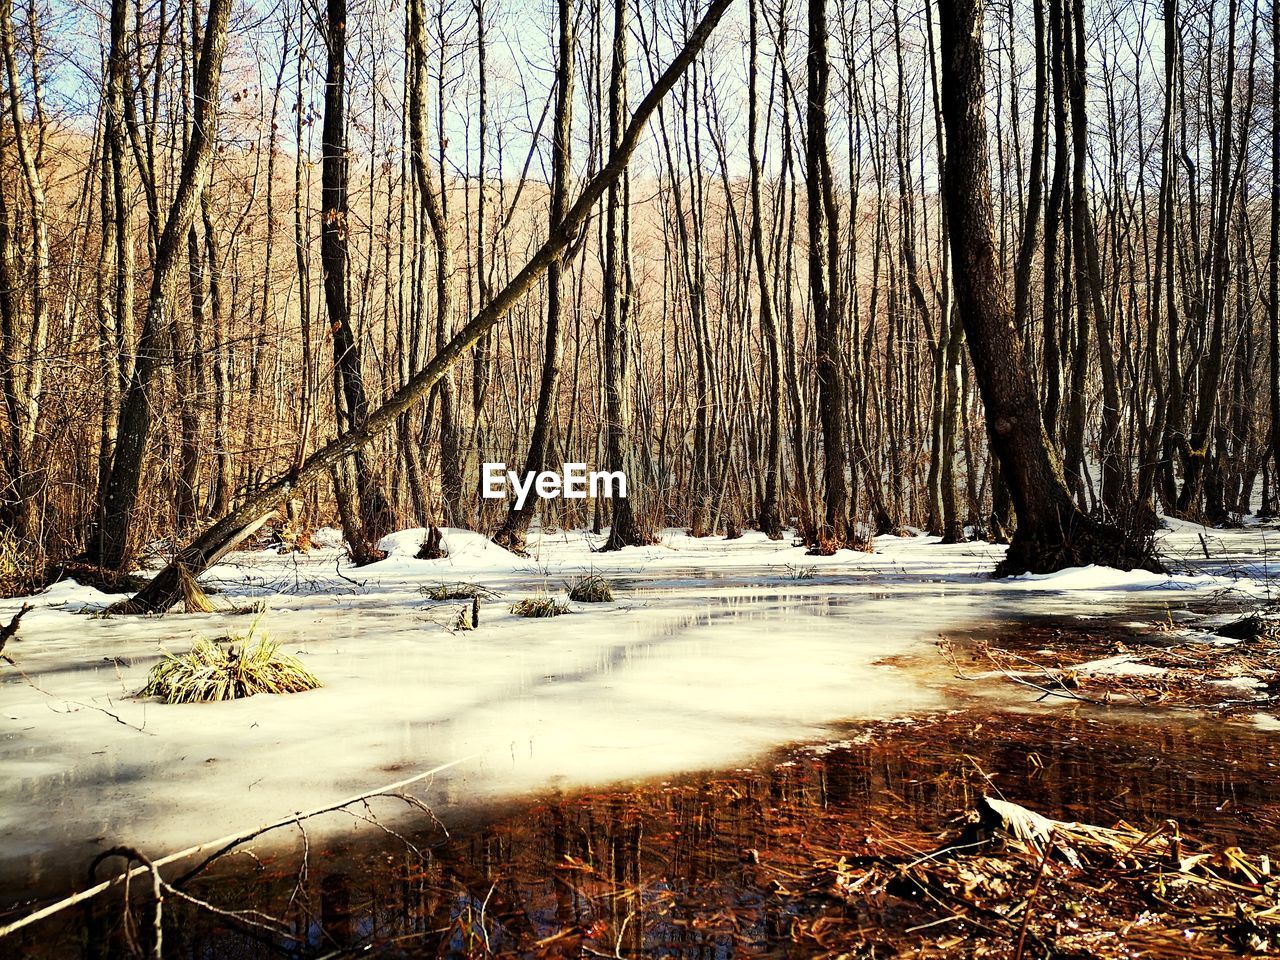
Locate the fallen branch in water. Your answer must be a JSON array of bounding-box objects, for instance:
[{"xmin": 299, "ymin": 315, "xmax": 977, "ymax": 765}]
[
  {"xmin": 0, "ymin": 751, "xmax": 480, "ymax": 939},
  {"xmin": 804, "ymin": 795, "xmax": 1280, "ymax": 956}
]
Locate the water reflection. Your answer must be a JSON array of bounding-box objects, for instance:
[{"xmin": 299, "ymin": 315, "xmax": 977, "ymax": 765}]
[{"xmin": 17, "ymin": 709, "xmax": 1280, "ymax": 958}]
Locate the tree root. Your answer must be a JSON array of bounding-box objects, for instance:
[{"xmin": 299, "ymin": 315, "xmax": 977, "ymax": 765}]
[{"xmin": 995, "ymin": 512, "xmax": 1164, "ymax": 577}]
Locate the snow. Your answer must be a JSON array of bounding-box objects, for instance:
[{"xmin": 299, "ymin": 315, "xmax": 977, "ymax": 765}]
[
  {"xmin": 1209, "ymin": 676, "xmax": 1268, "ymax": 692},
  {"xmin": 374, "ymin": 527, "xmax": 535, "ymax": 573},
  {"xmin": 0, "ymin": 522, "xmax": 1273, "ymax": 896},
  {"xmin": 1007, "ymin": 566, "xmax": 1215, "ymax": 591},
  {"xmin": 1068, "ymin": 655, "xmax": 1168, "ymax": 677}
]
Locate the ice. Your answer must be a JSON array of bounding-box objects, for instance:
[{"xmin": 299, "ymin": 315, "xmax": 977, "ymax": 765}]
[
  {"xmin": 0, "ymin": 524, "xmax": 1270, "ymax": 895},
  {"xmin": 1069, "ymin": 655, "xmax": 1168, "ymax": 677},
  {"xmin": 1209, "ymin": 676, "xmax": 1267, "ymax": 692}
]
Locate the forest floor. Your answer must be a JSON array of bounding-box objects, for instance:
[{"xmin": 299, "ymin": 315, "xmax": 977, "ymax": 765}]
[{"xmin": 3, "ymin": 518, "xmax": 1280, "ymax": 955}]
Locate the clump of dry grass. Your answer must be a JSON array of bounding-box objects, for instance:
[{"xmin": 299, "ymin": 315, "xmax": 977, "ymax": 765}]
[
  {"xmin": 177, "ymin": 564, "xmax": 216, "ymax": 613},
  {"xmin": 420, "ymin": 581, "xmax": 500, "ymax": 601},
  {"xmin": 0, "ymin": 529, "xmax": 41, "ymax": 598},
  {"xmin": 140, "ymin": 622, "xmax": 321, "ymax": 703},
  {"xmin": 566, "ymin": 575, "xmax": 614, "ymax": 603},
  {"xmin": 510, "ymin": 594, "xmax": 569, "ymax": 618}
]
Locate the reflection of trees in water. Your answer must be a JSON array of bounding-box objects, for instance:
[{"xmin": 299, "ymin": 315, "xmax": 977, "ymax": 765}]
[{"xmin": 20, "ymin": 711, "xmax": 1280, "ymax": 958}]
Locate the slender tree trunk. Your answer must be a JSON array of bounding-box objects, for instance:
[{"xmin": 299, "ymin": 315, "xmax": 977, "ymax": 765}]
[
  {"xmin": 1177, "ymin": 0, "xmax": 1238, "ymax": 521},
  {"xmin": 601, "ymin": 0, "xmax": 647, "ymax": 551},
  {"xmin": 493, "ymin": 0, "xmax": 575, "ymax": 551},
  {"xmin": 747, "ymin": 0, "xmax": 783, "ymax": 539},
  {"xmin": 1066, "ymin": 0, "xmax": 1125, "ymax": 516},
  {"xmin": 320, "ymin": 0, "xmax": 389, "ymax": 563},
  {"xmin": 89, "ymin": 0, "xmax": 233, "ymax": 569},
  {"xmin": 0, "ymin": 0, "xmax": 49, "ymax": 546},
  {"xmin": 1271, "ymin": 0, "xmax": 1280, "ymax": 497}
]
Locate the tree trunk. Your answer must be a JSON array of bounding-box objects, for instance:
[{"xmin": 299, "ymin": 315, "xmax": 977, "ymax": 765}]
[
  {"xmin": 321, "ymin": 0, "xmax": 391, "ymax": 562},
  {"xmin": 937, "ymin": 0, "xmax": 1161, "ymax": 576},
  {"xmin": 747, "ymin": 0, "xmax": 783, "ymax": 539},
  {"xmin": 1271, "ymin": 0, "xmax": 1280, "ymax": 497},
  {"xmin": 806, "ymin": 0, "xmax": 852, "ymax": 546},
  {"xmin": 89, "ymin": 0, "xmax": 233, "ymax": 569},
  {"xmin": 493, "ymin": 0, "xmax": 575, "ymax": 552},
  {"xmin": 600, "ymin": 0, "xmax": 648, "ymax": 551},
  {"xmin": 0, "ymin": 0, "xmax": 49, "ymax": 547}
]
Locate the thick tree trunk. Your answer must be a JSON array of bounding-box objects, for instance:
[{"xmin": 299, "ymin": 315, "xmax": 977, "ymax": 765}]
[
  {"xmin": 806, "ymin": 0, "xmax": 852, "ymax": 546},
  {"xmin": 938, "ymin": 0, "xmax": 1161, "ymax": 577},
  {"xmin": 321, "ymin": 0, "xmax": 392, "ymax": 562},
  {"xmin": 600, "ymin": 0, "xmax": 648, "ymax": 551}
]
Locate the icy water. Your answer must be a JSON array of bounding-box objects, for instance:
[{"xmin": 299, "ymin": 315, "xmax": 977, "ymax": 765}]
[
  {"xmin": 2, "ymin": 525, "xmax": 1276, "ymax": 955},
  {"xmin": 7, "ymin": 706, "xmax": 1280, "ymax": 958},
  {"xmin": 0, "ymin": 562, "xmax": 1231, "ymax": 899}
]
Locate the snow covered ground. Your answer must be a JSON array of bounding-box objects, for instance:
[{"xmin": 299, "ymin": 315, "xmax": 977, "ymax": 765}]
[{"xmin": 1, "ymin": 520, "xmax": 1274, "ymax": 896}]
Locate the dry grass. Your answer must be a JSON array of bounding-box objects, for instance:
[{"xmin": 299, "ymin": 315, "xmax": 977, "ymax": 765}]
[
  {"xmin": 178, "ymin": 564, "xmax": 216, "ymax": 613},
  {"xmin": 510, "ymin": 594, "xmax": 569, "ymax": 618},
  {"xmin": 140, "ymin": 622, "xmax": 321, "ymax": 703},
  {"xmin": 0, "ymin": 529, "xmax": 41, "ymax": 598},
  {"xmin": 783, "ymin": 563, "xmax": 816, "ymax": 580},
  {"xmin": 420, "ymin": 582, "xmax": 500, "ymax": 601},
  {"xmin": 566, "ymin": 575, "xmax": 614, "ymax": 603}
]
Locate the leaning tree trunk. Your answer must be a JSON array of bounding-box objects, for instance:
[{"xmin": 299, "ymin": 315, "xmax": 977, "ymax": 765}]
[
  {"xmin": 112, "ymin": 0, "xmax": 735, "ymax": 613},
  {"xmin": 937, "ymin": 0, "xmax": 1161, "ymax": 576}
]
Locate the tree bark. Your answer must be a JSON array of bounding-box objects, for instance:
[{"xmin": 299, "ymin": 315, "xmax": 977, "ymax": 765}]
[
  {"xmin": 1271, "ymin": 0, "xmax": 1280, "ymax": 497},
  {"xmin": 938, "ymin": 0, "xmax": 1161, "ymax": 576},
  {"xmin": 321, "ymin": 0, "xmax": 392, "ymax": 562},
  {"xmin": 493, "ymin": 0, "xmax": 575, "ymax": 552},
  {"xmin": 748, "ymin": 0, "xmax": 783, "ymax": 539},
  {"xmin": 806, "ymin": 0, "xmax": 852, "ymax": 546},
  {"xmin": 600, "ymin": 0, "xmax": 648, "ymax": 551},
  {"xmin": 89, "ymin": 0, "xmax": 233, "ymax": 569}
]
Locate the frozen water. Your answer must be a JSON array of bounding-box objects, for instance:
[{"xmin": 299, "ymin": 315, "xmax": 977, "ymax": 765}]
[{"xmin": 0, "ymin": 522, "xmax": 1270, "ymax": 896}]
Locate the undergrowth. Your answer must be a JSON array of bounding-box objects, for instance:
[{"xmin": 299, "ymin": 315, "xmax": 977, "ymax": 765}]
[
  {"xmin": 566, "ymin": 575, "xmax": 613, "ymax": 603},
  {"xmin": 0, "ymin": 530, "xmax": 41, "ymax": 597},
  {"xmin": 420, "ymin": 582, "xmax": 500, "ymax": 601},
  {"xmin": 510, "ymin": 594, "xmax": 569, "ymax": 618},
  {"xmin": 140, "ymin": 620, "xmax": 321, "ymax": 703}
]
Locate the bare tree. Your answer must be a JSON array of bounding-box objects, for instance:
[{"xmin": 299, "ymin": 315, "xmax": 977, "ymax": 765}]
[
  {"xmin": 88, "ymin": 0, "xmax": 234, "ymax": 569},
  {"xmin": 937, "ymin": 0, "xmax": 1160, "ymax": 575}
]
